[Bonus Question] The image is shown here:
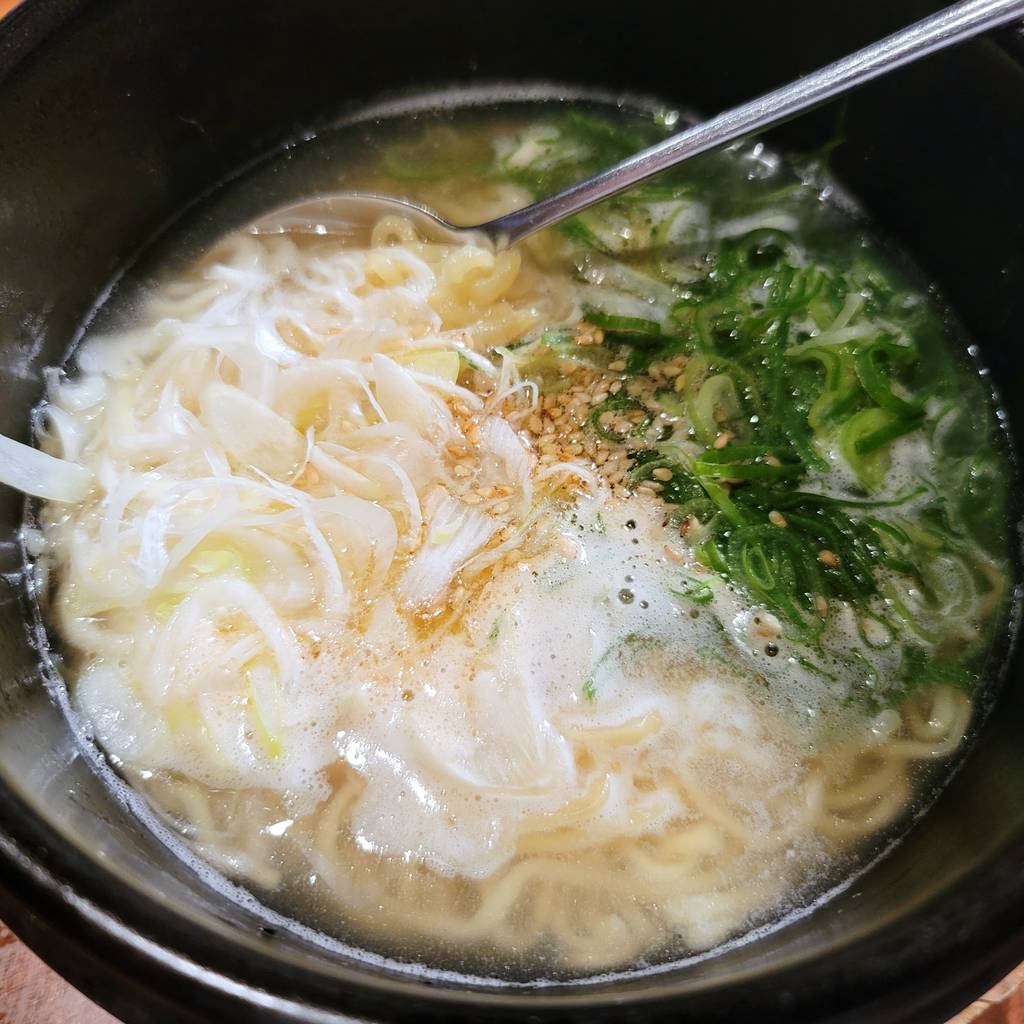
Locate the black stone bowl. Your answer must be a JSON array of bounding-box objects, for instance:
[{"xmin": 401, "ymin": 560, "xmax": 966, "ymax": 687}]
[{"xmin": 0, "ymin": 1, "xmax": 1022, "ymax": 1021}]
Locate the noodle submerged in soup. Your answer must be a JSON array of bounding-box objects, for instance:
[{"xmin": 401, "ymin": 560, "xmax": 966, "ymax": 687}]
[{"xmin": 23, "ymin": 102, "xmax": 1013, "ymax": 977}]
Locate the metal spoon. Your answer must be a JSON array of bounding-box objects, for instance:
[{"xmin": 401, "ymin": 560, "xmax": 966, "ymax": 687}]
[{"xmin": 251, "ymin": 0, "xmax": 1024, "ymax": 250}]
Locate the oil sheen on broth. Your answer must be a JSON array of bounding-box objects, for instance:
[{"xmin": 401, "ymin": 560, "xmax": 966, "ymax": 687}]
[{"xmin": 25, "ymin": 103, "xmax": 1013, "ymax": 978}]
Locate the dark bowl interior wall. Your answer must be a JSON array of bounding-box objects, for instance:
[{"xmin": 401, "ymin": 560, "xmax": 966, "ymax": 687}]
[{"xmin": 0, "ymin": 1, "xmax": 1022, "ymax": 1022}]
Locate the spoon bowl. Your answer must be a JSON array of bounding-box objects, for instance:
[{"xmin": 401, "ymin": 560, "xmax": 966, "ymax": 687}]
[{"xmin": 249, "ymin": 192, "xmax": 493, "ymax": 249}]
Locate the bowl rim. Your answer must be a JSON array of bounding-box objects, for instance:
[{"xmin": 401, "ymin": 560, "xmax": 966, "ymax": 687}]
[{"xmin": 0, "ymin": 1, "xmax": 1023, "ymax": 1021}]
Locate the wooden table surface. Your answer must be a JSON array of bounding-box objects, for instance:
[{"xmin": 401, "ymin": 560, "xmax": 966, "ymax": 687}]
[{"xmin": 0, "ymin": 0, "xmax": 1020, "ymax": 1020}]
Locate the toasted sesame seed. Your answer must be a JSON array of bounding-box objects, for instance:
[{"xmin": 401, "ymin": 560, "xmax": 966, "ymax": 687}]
[
  {"xmin": 815, "ymin": 595, "xmax": 829, "ymax": 617},
  {"xmin": 574, "ymin": 323, "xmax": 605, "ymax": 346},
  {"xmin": 462, "ymin": 492, "xmax": 483, "ymax": 506},
  {"xmin": 652, "ymin": 467, "xmax": 673, "ymax": 481},
  {"xmin": 764, "ymin": 454, "xmax": 782, "ymax": 467},
  {"xmin": 680, "ymin": 515, "xmax": 700, "ymax": 537},
  {"xmin": 453, "ymin": 464, "xmax": 472, "ymax": 478},
  {"xmin": 492, "ymin": 501, "xmax": 510, "ymax": 516},
  {"xmin": 663, "ymin": 544, "xmax": 685, "ymax": 562},
  {"xmin": 768, "ymin": 510, "xmax": 787, "ymax": 528},
  {"xmin": 608, "ymin": 360, "xmax": 627, "ymax": 372},
  {"xmin": 713, "ymin": 431, "xmax": 733, "ymax": 450},
  {"xmin": 818, "ymin": 549, "xmax": 839, "ymax": 567}
]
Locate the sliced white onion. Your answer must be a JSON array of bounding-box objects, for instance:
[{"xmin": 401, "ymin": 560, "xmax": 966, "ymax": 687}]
[
  {"xmin": 0, "ymin": 433, "xmax": 92, "ymax": 503},
  {"xmin": 398, "ymin": 495, "xmax": 499, "ymax": 610},
  {"xmin": 200, "ymin": 383, "xmax": 305, "ymax": 479}
]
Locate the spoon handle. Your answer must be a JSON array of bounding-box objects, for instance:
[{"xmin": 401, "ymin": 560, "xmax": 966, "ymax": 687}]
[{"xmin": 485, "ymin": 0, "xmax": 1024, "ymax": 248}]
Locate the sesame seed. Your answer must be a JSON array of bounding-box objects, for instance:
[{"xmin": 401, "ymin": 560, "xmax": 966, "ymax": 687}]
[
  {"xmin": 815, "ymin": 595, "xmax": 829, "ymax": 617},
  {"xmin": 768, "ymin": 510, "xmax": 787, "ymax": 528},
  {"xmin": 713, "ymin": 431, "xmax": 733, "ymax": 450},
  {"xmin": 680, "ymin": 515, "xmax": 700, "ymax": 537},
  {"xmin": 652, "ymin": 467, "xmax": 673, "ymax": 481},
  {"xmin": 608, "ymin": 360, "xmax": 627, "ymax": 372},
  {"xmin": 663, "ymin": 544, "xmax": 685, "ymax": 562},
  {"xmin": 818, "ymin": 549, "xmax": 839, "ymax": 567}
]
